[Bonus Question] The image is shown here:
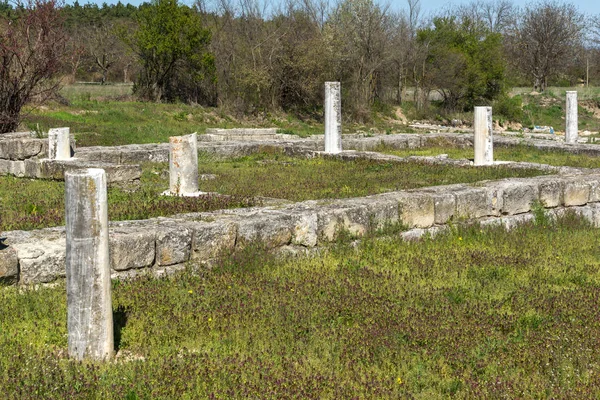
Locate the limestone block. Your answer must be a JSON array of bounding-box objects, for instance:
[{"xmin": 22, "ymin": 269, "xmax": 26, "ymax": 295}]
[
  {"xmin": 24, "ymin": 158, "xmax": 41, "ymax": 177},
  {"xmin": 0, "ymin": 138, "xmax": 45, "ymax": 160},
  {"xmin": 564, "ymin": 179, "xmax": 590, "ymax": 206},
  {"xmin": 489, "ymin": 180, "xmax": 539, "ymax": 215},
  {"xmin": 291, "ymin": 211, "xmax": 318, "ymax": 247},
  {"xmin": 0, "ymin": 159, "xmax": 10, "ymax": 174},
  {"xmin": 109, "ymin": 227, "xmax": 156, "ymax": 271},
  {"xmin": 587, "ymin": 176, "xmax": 600, "ymax": 202},
  {"xmin": 16, "ymin": 237, "xmax": 66, "ymax": 284},
  {"xmin": 10, "ymin": 160, "xmax": 25, "ymax": 177},
  {"xmin": 432, "ymin": 192, "xmax": 456, "ymax": 224},
  {"xmin": 155, "ymin": 222, "xmax": 193, "ymax": 266},
  {"xmin": 315, "ymin": 202, "xmax": 373, "ymax": 241},
  {"xmin": 191, "ymin": 221, "xmax": 237, "ymax": 260},
  {"xmin": 454, "ymin": 187, "xmax": 490, "ymax": 219},
  {"xmin": 396, "ymin": 192, "xmax": 435, "ymax": 228},
  {"xmin": 0, "ymin": 247, "xmax": 18, "ymax": 284},
  {"xmin": 358, "ymin": 194, "xmax": 401, "ymax": 229},
  {"xmin": 236, "ymin": 212, "xmax": 293, "ymax": 249},
  {"xmin": 538, "ymin": 179, "xmax": 564, "ymax": 208}
]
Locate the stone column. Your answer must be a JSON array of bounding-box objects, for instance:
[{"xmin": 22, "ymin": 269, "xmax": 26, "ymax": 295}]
[
  {"xmin": 65, "ymin": 168, "xmax": 113, "ymax": 361},
  {"xmin": 169, "ymin": 133, "xmax": 199, "ymax": 195},
  {"xmin": 324, "ymin": 82, "xmax": 342, "ymax": 154},
  {"xmin": 566, "ymin": 91, "xmax": 578, "ymax": 144},
  {"xmin": 48, "ymin": 127, "xmax": 71, "ymax": 160},
  {"xmin": 473, "ymin": 106, "xmax": 493, "ymax": 166}
]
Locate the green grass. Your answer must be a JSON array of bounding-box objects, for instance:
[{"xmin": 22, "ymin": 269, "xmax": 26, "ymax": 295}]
[
  {"xmin": 0, "ymin": 152, "xmax": 548, "ymax": 231},
  {"xmin": 3, "ymin": 214, "xmax": 600, "ymax": 397},
  {"xmin": 381, "ymin": 143, "xmax": 600, "ymax": 169}
]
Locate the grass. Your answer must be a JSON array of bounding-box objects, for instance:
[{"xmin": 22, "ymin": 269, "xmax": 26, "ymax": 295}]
[
  {"xmin": 19, "ymin": 84, "xmax": 418, "ymax": 146},
  {"xmin": 3, "ymin": 214, "xmax": 600, "ymax": 397},
  {"xmin": 380, "ymin": 143, "xmax": 600, "ymax": 169},
  {"xmin": 0, "ymin": 151, "xmax": 548, "ymax": 231}
]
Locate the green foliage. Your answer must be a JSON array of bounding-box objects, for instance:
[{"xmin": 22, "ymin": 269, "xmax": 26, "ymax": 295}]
[
  {"xmin": 494, "ymin": 95, "xmax": 523, "ymax": 121},
  {"xmin": 127, "ymin": 0, "xmax": 215, "ymax": 104},
  {"xmin": 417, "ymin": 17, "xmax": 506, "ymax": 111}
]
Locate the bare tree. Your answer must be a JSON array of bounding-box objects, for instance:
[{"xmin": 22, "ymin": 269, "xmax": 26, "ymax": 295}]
[
  {"xmin": 508, "ymin": 0, "xmax": 584, "ymax": 91},
  {"xmin": 455, "ymin": 0, "xmax": 515, "ymax": 33},
  {"xmin": 0, "ymin": 0, "xmax": 67, "ymax": 133}
]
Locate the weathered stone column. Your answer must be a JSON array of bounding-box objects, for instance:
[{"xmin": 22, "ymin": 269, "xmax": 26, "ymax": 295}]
[
  {"xmin": 473, "ymin": 106, "xmax": 493, "ymax": 166},
  {"xmin": 324, "ymin": 82, "xmax": 342, "ymax": 154},
  {"xmin": 48, "ymin": 127, "xmax": 71, "ymax": 160},
  {"xmin": 65, "ymin": 168, "xmax": 113, "ymax": 361},
  {"xmin": 169, "ymin": 133, "xmax": 200, "ymax": 195},
  {"xmin": 566, "ymin": 91, "xmax": 578, "ymax": 144}
]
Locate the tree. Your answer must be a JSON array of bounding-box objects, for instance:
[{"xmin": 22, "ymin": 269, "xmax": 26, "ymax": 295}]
[
  {"xmin": 417, "ymin": 16, "xmax": 506, "ymax": 111},
  {"xmin": 508, "ymin": 0, "xmax": 584, "ymax": 91},
  {"xmin": 0, "ymin": 0, "xmax": 67, "ymax": 133},
  {"xmin": 126, "ymin": 0, "xmax": 215, "ymax": 103}
]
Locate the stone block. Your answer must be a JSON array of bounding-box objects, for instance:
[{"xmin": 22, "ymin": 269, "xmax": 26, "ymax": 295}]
[
  {"xmin": 291, "ymin": 211, "xmax": 318, "ymax": 247},
  {"xmin": 454, "ymin": 187, "xmax": 490, "ymax": 219},
  {"xmin": 538, "ymin": 179, "xmax": 563, "ymax": 208},
  {"xmin": 10, "ymin": 160, "xmax": 25, "ymax": 177},
  {"xmin": 564, "ymin": 179, "xmax": 590, "ymax": 206},
  {"xmin": 396, "ymin": 192, "xmax": 435, "ymax": 228},
  {"xmin": 500, "ymin": 181, "xmax": 538, "ymax": 215},
  {"xmin": 155, "ymin": 222, "xmax": 193, "ymax": 266},
  {"xmin": 236, "ymin": 211, "xmax": 293, "ymax": 249},
  {"xmin": 432, "ymin": 192, "xmax": 456, "ymax": 224},
  {"xmin": 0, "ymin": 138, "xmax": 45, "ymax": 160},
  {"xmin": 587, "ymin": 176, "xmax": 600, "ymax": 202},
  {"xmin": 24, "ymin": 159, "xmax": 41, "ymax": 177},
  {"xmin": 109, "ymin": 227, "xmax": 156, "ymax": 271},
  {"xmin": 0, "ymin": 247, "xmax": 18, "ymax": 284},
  {"xmin": 191, "ymin": 221, "xmax": 237, "ymax": 260},
  {"xmin": 0, "ymin": 159, "xmax": 10, "ymax": 174},
  {"xmin": 15, "ymin": 238, "xmax": 66, "ymax": 284}
]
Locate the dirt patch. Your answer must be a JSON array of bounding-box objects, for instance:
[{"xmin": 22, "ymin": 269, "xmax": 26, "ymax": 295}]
[{"xmin": 581, "ymin": 100, "xmax": 600, "ymax": 119}]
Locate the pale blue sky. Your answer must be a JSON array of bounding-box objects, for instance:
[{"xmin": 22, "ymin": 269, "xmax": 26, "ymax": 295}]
[{"xmin": 67, "ymin": 0, "xmax": 599, "ymax": 17}]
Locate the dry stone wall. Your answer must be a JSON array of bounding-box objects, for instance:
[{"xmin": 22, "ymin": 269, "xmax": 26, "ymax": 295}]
[{"xmin": 3, "ymin": 170, "xmax": 600, "ymax": 286}]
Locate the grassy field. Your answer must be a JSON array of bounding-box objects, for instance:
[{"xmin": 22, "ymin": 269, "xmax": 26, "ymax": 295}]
[
  {"xmin": 381, "ymin": 143, "xmax": 600, "ymax": 169},
  {"xmin": 2, "ymin": 214, "xmax": 600, "ymax": 398},
  {"xmin": 0, "ymin": 151, "xmax": 547, "ymax": 231}
]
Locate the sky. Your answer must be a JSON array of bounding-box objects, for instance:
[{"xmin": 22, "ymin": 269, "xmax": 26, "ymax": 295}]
[{"xmin": 65, "ymin": 0, "xmax": 599, "ymax": 17}]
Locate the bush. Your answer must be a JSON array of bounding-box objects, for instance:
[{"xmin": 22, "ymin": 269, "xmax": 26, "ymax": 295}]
[{"xmin": 494, "ymin": 95, "xmax": 523, "ymax": 122}]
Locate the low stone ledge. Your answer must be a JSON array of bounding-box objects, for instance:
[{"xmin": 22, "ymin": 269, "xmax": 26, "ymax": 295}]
[
  {"xmin": 5, "ymin": 171, "xmax": 600, "ymax": 286},
  {"xmin": 0, "ymin": 138, "xmax": 47, "ymax": 160}
]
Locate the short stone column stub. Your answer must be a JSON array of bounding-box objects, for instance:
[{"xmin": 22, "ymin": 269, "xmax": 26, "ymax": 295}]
[
  {"xmin": 473, "ymin": 106, "xmax": 493, "ymax": 166},
  {"xmin": 324, "ymin": 82, "xmax": 342, "ymax": 154},
  {"xmin": 566, "ymin": 91, "xmax": 578, "ymax": 144},
  {"xmin": 167, "ymin": 133, "xmax": 201, "ymax": 196},
  {"xmin": 65, "ymin": 168, "xmax": 114, "ymax": 361},
  {"xmin": 48, "ymin": 127, "xmax": 71, "ymax": 160}
]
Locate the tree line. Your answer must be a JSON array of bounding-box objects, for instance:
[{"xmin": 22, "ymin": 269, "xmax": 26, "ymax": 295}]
[{"xmin": 1, "ymin": 0, "xmax": 599, "ymax": 133}]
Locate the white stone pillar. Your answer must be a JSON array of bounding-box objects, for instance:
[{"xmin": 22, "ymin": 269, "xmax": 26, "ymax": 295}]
[
  {"xmin": 473, "ymin": 106, "xmax": 493, "ymax": 166},
  {"xmin": 169, "ymin": 133, "xmax": 199, "ymax": 195},
  {"xmin": 566, "ymin": 91, "xmax": 578, "ymax": 144},
  {"xmin": 324, "ymin": 82, "xmax": 342, "ymax": 154},
  {"xmin": 48, "ymin": 127, "xmax": 71, "ymax": 160},
  {"xmin": 65, "ymin": 168, "xmax": 113, "ymax": 361}
]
